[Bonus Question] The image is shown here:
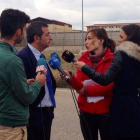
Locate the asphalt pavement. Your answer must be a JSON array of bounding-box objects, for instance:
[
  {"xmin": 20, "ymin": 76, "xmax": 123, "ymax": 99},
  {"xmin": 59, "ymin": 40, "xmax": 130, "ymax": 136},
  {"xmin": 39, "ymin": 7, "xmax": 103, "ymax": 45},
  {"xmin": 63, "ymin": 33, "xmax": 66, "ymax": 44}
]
[{"xmin": 51, "ymin": 88, "xmax": 84, "ymax": 140}]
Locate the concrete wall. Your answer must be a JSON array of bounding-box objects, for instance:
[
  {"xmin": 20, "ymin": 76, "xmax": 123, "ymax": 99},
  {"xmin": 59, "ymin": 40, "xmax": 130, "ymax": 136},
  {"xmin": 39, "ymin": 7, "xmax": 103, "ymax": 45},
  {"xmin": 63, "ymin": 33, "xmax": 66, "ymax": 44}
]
[
  {"xmin": 50, "ymin": 31, "xmax": 120, "ymax": 46},
  {"xmin": 1, "ymin": 31, "xmax": 120, "ymax": 48},
  {"xmin": 50, "ymin": 32, "xmax": 87, "ymax": 46}
]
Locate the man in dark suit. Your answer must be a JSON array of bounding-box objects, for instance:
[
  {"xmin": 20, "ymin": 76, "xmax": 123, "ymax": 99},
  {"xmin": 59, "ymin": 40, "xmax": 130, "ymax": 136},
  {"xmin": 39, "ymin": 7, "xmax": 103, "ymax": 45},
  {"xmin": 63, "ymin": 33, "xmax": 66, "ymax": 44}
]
[{"xmin": 18, "ymin": 21, "xmax": 56, "ymax": 140}]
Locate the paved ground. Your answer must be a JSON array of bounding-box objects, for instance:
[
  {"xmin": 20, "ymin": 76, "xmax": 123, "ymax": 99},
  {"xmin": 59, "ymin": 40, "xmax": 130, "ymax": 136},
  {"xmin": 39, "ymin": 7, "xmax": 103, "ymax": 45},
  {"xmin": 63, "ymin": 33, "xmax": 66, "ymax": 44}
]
[{"xmin": 51, "ymin": 88, "xmax": 84, "ymax": 140}]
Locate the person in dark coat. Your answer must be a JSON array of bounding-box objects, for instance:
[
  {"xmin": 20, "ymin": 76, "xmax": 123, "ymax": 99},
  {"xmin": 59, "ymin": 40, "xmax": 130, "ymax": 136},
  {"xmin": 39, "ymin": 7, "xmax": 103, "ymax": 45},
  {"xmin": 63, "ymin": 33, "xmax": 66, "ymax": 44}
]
[
  {"xmin": 18, "ymin": 21, "xmax": 56, "ymax": 140},
  {"xmin": 74, "ymin": 24, "xmax": 140, "ymax": 140}
]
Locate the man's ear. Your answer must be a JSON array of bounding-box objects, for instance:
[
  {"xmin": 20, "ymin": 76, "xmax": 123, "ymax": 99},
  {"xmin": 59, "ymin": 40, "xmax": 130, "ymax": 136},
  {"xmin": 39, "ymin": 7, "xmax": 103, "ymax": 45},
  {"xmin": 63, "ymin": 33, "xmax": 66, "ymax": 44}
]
[
  {"xmin": 34, "ymin": 35, "xmax": 40, "ymax": 42},
  {"xmin": 16, "ymin": 29, "xmax": 21, "ymax": 37}
]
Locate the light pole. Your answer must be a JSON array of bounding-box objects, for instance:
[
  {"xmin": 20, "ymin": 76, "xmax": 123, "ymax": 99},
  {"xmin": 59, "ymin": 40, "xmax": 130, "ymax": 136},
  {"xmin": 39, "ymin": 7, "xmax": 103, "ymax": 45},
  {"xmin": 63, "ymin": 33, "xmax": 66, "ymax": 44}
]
[{"xmin": 82, "ymin": 0, "xmax": 84, "ymax": 50}]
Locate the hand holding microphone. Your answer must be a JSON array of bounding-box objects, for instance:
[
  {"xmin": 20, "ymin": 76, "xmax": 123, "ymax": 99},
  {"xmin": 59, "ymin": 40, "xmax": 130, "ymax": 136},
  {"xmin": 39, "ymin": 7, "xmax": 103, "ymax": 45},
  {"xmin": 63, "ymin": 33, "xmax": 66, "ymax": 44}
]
[
  {"xmin": 62, "ymin": 50, "xmax": 86, "ymax": 70},
  {"xmin": 73, "ymin": 61, "xmax": 86, "ymax": 71},
  {"xmin": 50, "ymin": 52, "xmax": 72, "ymax": 83},
  {"xmin": 48, "ymin": 57, "xmax": 70, "ymax": 83},
  {"xmin": 27, "ymin": 78, "xmax": 35, "ymax": 85},
  {"xmin": 59, "ymin": 70, "xmax": 72, "ymax": 81},
  {"xmin": 36, "ymin": 58, "xmax": 47, "ymax": 75},
  {"xmin": 35, "ymin": 58, "xmax": 47, "ymax": 87},
  {"xmin": 36, "ymin": 72, "xmax": 46, "ymax": 87}
]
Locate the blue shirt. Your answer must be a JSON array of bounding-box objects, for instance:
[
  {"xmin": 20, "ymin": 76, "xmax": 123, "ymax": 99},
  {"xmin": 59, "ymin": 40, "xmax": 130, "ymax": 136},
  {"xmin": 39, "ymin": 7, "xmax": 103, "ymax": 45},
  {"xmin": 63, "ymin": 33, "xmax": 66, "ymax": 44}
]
[{"xmin": 28, "ymin": 43, "xmax": 53, "ymax": 107}]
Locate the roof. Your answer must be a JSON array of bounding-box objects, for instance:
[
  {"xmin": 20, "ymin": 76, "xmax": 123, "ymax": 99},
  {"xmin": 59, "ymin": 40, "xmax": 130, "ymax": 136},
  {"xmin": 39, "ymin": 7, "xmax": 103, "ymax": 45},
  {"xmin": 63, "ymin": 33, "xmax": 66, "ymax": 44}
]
[
  {"xmin": 51, "ymin": 19, "xmax": 72, "ymax": 26},
  {"xmin": 86, "ymin": 23, "xmax": 140, "ymax": 27},
  {"xmin": 30, "ymin": 17, "xmax": 72, "ymax": 26}
]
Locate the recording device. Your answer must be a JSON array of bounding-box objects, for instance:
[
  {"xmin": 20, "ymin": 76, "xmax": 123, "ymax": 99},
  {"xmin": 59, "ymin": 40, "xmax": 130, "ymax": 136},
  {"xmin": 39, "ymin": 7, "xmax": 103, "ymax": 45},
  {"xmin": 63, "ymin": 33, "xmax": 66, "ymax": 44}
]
[
  {"xmin": 36, "ymin": 58, "xmax": 47, "ymax": 75},
  {"xmin": 48, "ymin": 57, "xmax": 70, "ymax": 82},
  {"xmin": 62, "ymin": 50, "xmax": 76, "ymax": 63},
  {"xmin": 50, "ymin": 52, "xmax": 61, "ymax": 62}
]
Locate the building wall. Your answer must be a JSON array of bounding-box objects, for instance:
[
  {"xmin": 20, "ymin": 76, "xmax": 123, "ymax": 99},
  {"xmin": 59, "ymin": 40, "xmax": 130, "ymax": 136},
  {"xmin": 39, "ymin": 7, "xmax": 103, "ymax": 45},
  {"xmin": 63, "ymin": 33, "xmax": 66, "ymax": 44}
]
[
  {"xmin": 48, "ymin": 24, "xmax": 72, "ymax": 32},
  {"xmin": 87, "ymin": 26, "xmax": 123, "ymax": 32},
  {"xmin": 50, "ymin": 32, "xmax": 87, "ymax": 46}
]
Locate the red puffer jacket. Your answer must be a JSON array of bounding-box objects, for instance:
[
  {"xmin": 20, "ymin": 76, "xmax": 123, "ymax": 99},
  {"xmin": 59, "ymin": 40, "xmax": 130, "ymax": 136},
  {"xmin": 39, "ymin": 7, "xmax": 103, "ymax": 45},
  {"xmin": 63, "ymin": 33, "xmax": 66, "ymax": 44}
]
[{"xmin": 71, "ymin": 48, "xmax": 114, "ymax": 114}]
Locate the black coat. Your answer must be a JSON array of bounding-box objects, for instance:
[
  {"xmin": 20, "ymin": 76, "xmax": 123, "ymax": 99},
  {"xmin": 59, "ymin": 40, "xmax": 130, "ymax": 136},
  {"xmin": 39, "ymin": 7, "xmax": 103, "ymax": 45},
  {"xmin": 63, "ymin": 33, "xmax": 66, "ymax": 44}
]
[{"xmin": 81, "ymin": 41, "xmax": 140, "ymax": 137}]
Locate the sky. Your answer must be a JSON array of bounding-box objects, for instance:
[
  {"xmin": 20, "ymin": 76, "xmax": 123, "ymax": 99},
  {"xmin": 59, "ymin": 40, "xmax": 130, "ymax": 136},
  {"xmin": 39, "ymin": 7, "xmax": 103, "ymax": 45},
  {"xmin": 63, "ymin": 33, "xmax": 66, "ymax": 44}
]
[{"xmin": 0, "ymin": 0, "xmax": 140, "ymax": 30}]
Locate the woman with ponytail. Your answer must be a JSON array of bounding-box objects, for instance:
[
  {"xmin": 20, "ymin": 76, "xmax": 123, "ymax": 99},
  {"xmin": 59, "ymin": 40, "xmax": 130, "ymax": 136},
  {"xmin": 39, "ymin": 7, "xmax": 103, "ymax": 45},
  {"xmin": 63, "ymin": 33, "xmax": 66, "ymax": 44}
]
[{"xmin": 60, "ymin": 28, "xmax": 116, "ymax": 140}]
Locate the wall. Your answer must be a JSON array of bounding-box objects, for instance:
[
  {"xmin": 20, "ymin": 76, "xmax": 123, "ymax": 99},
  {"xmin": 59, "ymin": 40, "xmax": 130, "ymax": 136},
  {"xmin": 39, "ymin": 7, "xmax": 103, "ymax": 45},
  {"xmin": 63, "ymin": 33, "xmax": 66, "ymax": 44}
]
[
  {"xmin": 1, "ymin": 31, "xmax": 120, "ymax": 48},
  {"xmin": 50, "ymin": 32, "xmax": 87, "ymax": 46},
  {"xmin": 48, "ymin": 24, "xmax": 72, "ymax": 32},
  {"xmin": 49, "ymin": 31, "xmax": 120, "ymax": 46}
]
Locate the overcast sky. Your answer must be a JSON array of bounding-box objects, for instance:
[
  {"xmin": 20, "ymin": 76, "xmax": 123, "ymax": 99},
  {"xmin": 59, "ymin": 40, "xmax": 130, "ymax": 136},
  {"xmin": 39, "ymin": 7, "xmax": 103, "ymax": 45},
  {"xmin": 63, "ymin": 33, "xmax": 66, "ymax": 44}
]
[{"xmin": 1, "ymin": 0, "xmax": 140, "ymax": 30}]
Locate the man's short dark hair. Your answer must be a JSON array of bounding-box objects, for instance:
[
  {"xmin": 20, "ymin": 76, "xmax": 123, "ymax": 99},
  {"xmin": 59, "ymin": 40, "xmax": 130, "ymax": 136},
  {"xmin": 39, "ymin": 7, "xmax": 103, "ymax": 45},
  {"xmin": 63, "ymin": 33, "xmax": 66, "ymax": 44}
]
[
  {"xmin": 26, "ymin": 21, "xmax": 48, "ymax": 43},
  {"xmin": 0, "ymin": 8, "xmax": 30, "ymax": 39}
]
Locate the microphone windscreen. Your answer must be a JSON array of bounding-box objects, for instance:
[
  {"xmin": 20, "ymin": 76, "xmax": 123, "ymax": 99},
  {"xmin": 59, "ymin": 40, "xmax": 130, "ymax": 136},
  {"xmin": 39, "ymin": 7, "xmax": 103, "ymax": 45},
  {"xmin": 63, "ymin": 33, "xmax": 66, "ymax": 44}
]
[
  {"xmin": 62, "ymin": 50, "xmax": 75, "ymax": 63},
  {"xmin": 36, "ymin": 65, "xmax": 47, "ymax": 74},
  {"xmin": 37, "ymin": 58, "xmax": 47, "ymax": 67},
  {"xmin": 50, "ymin": 52, "xmax": 61, "ymax": 62},
  {"xmin": 48, "ymin": 57, "xmax": 61, "ymax": 70}
]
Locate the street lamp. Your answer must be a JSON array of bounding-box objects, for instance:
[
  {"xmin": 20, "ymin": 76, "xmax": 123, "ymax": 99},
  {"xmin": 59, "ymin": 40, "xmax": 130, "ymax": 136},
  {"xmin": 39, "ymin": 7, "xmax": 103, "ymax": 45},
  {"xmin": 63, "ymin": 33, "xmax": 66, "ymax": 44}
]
[{"xmin": 82, "ymin": 0, "xmax": 84, "ymax": 50}]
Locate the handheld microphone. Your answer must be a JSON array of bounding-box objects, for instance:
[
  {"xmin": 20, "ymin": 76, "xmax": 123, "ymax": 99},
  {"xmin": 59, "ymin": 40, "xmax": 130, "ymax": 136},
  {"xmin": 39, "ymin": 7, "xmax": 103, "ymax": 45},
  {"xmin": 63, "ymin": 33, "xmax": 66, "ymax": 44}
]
[
  {"xmin": 36, "ymin": 58, "xmax": 47, "ymax": 75},
  {"xmin": 48, "ymin": 57, "xmax": 70, "ymax": 82},
  {"xmin": 50, "ymin": 52, "xmax": 61, "ymax": 62},
  {"xmin": 62, "ymin": 50, "xmax": 76, "ymax": 63}
]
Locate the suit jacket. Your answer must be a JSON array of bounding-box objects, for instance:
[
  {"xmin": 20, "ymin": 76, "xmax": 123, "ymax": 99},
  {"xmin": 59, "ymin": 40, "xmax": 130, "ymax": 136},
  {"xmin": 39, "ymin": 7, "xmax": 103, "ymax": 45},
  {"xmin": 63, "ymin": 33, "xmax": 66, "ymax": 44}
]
[{"xmin": 18, "ymin": 45, "xmax": 56, "ymax": 125}]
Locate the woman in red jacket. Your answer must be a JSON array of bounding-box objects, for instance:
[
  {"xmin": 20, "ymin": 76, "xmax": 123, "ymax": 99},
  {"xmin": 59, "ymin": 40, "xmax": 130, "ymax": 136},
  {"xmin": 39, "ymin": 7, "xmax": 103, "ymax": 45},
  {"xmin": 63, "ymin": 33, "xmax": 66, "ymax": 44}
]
[{"xmin": 61, "ymin": 28, "xmax": 116, "ymax": 140}]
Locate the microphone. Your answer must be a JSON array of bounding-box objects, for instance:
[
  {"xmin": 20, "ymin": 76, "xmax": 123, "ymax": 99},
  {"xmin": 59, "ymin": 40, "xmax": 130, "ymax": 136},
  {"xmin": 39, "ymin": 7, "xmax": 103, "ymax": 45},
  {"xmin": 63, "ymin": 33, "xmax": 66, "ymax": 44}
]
[
  {"xmin": 48, "ymin": 57, "xmax": 70, "ymax": 82},
  {"xmin": 62, "ymin": 50, "xmax": 76, "ymax": 63},
  {"xmin": 50, "ymin": 52, "xmax": 61, "ymax": 62},
  {"xmin": 36, "ymin": 58, "xmax": 47, "ymax": 75}
]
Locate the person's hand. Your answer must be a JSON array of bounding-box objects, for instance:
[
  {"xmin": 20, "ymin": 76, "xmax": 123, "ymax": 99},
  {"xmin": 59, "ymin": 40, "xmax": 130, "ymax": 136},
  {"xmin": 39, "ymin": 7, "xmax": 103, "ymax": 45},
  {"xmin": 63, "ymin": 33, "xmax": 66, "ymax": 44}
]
[
  {"xmin": 76, "ymin": 84, "xmax": 87, "ymax": 96},
  {"xmin": 59, "ymin": 70, "xmax": 72, "ymax": 81},
  {"xmin": 73, "ymin": 61, "xmax": 86, "ymax": 71},
  {"xmin": 35, "ymin": 72, "xmax": 46, "ymax": 87},
  {"xmin": 27, "ymin": 78, "xmax": 35, "ymax": 85}
]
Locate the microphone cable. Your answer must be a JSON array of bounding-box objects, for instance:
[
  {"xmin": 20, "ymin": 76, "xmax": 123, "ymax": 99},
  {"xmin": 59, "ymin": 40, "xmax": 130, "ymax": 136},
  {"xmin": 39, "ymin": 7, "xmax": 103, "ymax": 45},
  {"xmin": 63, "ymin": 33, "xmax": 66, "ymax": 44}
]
[
  {"xmin": 69, "ymin": 85, "xmax": 93, "ymax": 140},
  {"xmin": 69, "ymin": 86, "xmax": 80, "ymax": 116}
]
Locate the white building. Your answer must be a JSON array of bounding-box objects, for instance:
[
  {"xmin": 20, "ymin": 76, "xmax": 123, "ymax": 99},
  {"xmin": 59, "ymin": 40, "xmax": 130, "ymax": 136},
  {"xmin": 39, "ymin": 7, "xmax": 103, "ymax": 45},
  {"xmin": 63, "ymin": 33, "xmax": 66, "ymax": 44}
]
[{"xmin": 86, "ymin": 23, "xmax": 140, "ymax": 32}]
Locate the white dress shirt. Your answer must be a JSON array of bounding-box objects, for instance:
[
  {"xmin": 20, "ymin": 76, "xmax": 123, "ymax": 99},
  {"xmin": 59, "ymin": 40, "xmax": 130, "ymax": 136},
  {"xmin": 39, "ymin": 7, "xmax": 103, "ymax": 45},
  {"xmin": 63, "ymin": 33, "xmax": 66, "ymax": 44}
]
[{"xmin": 28, "ymin": 43, "xmax": 53, "ymax": 107}]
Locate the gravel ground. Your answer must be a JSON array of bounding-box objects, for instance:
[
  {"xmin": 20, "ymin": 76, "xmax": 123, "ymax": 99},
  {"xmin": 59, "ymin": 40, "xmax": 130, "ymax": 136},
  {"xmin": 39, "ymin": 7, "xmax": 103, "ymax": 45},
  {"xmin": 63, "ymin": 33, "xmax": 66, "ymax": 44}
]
[{"xmin": 51, "ymin": 88, "xmax": 84, "ymax": 140}]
